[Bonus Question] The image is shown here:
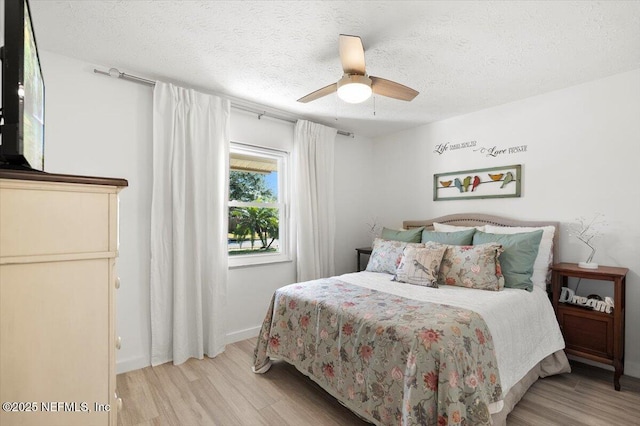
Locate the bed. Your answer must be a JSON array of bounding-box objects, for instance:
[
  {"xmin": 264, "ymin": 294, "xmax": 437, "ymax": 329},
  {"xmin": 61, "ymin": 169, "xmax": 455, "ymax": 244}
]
[{"xmin": 253, "ymin": 213, "xmax": 570, "ymax": 425}]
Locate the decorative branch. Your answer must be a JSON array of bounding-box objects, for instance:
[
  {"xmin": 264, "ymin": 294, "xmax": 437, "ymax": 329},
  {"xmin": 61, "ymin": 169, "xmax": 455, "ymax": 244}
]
[
  {"xmin": 568, "ymin": 213, "xmax": 607, "ymax": 263},
  {"xmin": 366, "ymin": 217, "xmax": 382, "ymax": 241}
]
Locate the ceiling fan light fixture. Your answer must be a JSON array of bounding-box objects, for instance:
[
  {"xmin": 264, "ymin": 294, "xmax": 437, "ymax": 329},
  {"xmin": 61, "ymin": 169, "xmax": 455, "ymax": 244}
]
[
  {"xmin": 297, "ymin": 35, "xmax": 418, "ymax": 104},
  {"xmin": 337, "ymin": 74, "xmax": 372, "ymax": 103}
]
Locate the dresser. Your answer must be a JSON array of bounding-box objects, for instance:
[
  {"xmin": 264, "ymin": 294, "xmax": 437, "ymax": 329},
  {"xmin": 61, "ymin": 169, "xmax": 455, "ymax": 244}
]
[{"xmin": 0, "ymin": 170, "xmax": 127, "ymax": 426}]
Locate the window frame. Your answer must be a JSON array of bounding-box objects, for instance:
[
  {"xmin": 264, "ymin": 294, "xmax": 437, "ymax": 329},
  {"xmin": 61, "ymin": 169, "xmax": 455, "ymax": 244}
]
[{"xmin": 228, "ymin": 142, "xmax": 291, "ymax": 268}]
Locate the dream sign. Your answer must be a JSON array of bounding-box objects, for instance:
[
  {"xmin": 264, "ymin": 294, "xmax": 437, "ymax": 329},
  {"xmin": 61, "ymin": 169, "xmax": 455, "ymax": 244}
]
[{"xmin": 559, "ymin": 287, "xmax": 614, "ymax": 313}]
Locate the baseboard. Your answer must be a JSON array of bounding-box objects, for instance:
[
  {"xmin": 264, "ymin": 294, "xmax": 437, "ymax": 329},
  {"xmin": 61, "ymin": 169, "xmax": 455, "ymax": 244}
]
[
  {"xmin": 115, "ymin": 326, "xmax": 264, "ymax": 374},
  {"xmin": 568, "ymin": 355, "xmax": 640, "ymax": 379},
  {"xmin": 117, "ymin": 355, "xmax": 150, "ymax": 374},
  {"xmin": 226, "ymin": 325, "xmax": 261, "ymax": 344}
]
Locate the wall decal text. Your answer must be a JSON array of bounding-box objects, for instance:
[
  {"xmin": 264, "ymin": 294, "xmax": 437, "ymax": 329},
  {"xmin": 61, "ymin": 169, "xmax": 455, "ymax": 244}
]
[
  {"xmin": 434, "ymin": 141, "xmax": 528, "ymax": 157},
  {"xmin": 474, "ymin": 144, "xmax": 528, "ymax": 157},
  {"xmin": 433, "ymin": 140, "xmax": 477, "ymax": 155}
]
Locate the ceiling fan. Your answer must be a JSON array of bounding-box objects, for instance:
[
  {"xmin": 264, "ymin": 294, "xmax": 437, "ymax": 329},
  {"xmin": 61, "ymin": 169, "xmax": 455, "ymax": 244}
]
[{"xmin": 297, "ymin": 34, "xmax": 419, "ymax": 104}]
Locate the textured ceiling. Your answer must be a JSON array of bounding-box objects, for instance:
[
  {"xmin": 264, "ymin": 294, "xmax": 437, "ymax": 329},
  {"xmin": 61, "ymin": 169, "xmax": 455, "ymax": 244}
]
[{"xmin": 30, "ymin": 1, "xmax": 640, "ymax": 138}]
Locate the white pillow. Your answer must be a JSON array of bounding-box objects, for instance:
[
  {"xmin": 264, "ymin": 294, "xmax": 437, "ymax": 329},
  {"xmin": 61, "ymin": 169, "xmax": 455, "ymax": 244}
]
[
  {"xmin": 484, "ymin": 224, "xmax": 555, "ymax": 290},
  {"xmin": 433, "ymin": 222, "xmax": 486, "ymax": 232}
]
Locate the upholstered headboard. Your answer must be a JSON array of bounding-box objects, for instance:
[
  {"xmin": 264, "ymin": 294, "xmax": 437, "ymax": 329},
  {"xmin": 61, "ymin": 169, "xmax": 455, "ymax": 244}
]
[{"xmin": 403, "ymin": 213, "xmax": 560, "ymax": 263}]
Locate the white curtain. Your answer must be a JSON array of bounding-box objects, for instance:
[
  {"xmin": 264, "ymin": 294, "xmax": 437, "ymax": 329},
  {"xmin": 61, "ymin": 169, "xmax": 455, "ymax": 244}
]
[
  {"xmin": 150, "ymin": 82, "xmax": 230, "ymax": 366},
  {"xmin": 293, "ymin": 120, "xmax": 338, "ymax": 281}
]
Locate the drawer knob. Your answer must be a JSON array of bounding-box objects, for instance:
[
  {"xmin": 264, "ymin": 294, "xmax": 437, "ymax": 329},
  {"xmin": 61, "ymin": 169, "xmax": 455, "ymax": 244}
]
[
  {"xmin": 116, "ymin": 336, "xmax": 122, "ymax": 350},
  {"xmin": 115, "ymin": 277, "xmax": 121, "ymax": 289}
]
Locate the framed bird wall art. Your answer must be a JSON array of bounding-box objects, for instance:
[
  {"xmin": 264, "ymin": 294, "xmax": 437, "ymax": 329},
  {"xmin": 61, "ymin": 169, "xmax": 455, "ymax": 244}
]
[{"xmin": 433, "ymin": 164, "xmax": 522, "ymax": 201}]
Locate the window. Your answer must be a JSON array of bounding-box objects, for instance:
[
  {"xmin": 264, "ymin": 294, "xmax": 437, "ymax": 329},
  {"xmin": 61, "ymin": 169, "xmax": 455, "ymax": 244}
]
[{"xmin": 228, "ymin": 143, "xmax": 290, "ymax": 267}]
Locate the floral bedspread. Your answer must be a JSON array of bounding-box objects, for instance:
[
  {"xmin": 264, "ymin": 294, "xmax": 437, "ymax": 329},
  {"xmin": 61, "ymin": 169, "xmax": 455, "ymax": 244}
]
[{"xmin": 253, "ymin": 278, "xmax": 502, "ymax": 426}]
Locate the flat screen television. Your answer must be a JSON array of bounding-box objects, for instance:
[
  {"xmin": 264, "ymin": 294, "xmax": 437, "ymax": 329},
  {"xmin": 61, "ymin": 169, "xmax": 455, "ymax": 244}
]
[{"xmin": 1, "ymin": 0, "xmax": 45, "ymax": 171}]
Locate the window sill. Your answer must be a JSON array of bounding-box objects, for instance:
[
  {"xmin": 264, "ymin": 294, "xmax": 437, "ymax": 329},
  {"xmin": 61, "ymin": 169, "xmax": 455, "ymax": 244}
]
[{"xmin": 228, "ymin": 253, "xmax": 293, "ymax": 269}]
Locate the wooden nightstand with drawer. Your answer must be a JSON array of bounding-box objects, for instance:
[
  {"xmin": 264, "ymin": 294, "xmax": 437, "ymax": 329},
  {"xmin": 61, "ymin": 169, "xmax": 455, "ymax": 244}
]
[{"xmin": 550, "ymin": 262, "xmax": 628, "ymax": 391}]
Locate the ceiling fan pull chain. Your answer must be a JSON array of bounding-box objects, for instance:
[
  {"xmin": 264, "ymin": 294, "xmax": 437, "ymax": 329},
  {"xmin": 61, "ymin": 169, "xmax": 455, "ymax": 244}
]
[{"xmin": 373, "ymin": 95, "xmax": 376, "ymax": 116}]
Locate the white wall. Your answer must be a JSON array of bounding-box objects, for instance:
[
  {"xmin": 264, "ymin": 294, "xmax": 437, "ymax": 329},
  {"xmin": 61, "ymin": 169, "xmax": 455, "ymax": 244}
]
[
  {"xmin": 334, "ymin": 133, "xmax": 377, "ymax": 274},
  {"xmin": 42, "ymin": 51, "xmax": 154, "ymax": 373},
  {"xmin": 40, "ymin": 51, "xmax": 374, "ymax": 372},
  {"xmin": 372, "ymin": 69, "xmax": 640, "ymax": 378}
]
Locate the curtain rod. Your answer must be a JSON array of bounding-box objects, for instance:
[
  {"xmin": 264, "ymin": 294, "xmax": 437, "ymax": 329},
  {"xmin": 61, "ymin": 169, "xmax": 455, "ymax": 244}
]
[{"xmin": 93, "ymin": 67, "xmax": 354, "ymax": 138}]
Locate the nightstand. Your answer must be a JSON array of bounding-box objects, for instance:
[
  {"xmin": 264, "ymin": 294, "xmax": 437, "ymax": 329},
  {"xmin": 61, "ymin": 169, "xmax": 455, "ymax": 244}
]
[
  {"xmin": 355, "ymin": 247, "xmax": 372, "ymax": 272},
  {"xmin": 551, "ymin": 262, "xmax": 628, "ymax": 391}
]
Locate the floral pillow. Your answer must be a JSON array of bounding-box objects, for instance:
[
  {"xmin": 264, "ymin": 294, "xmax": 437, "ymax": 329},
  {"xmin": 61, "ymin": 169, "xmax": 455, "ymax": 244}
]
[
  {"xmin": 394, "ymin": 244, "xmax": 447, "ymax": 287},
  {"xmin": 438, "ymin": 243, "xmax": 505, "ymax": 291},
  {"xmin": 365, "ymin": 238, "xmax": 425, "ymax": 275}
]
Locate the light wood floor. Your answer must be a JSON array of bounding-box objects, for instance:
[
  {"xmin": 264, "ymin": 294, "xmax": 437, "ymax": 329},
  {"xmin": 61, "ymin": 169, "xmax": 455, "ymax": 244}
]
[{"xmin": 117, "ymin": 338, "xmax": 640, "ymax": 425}]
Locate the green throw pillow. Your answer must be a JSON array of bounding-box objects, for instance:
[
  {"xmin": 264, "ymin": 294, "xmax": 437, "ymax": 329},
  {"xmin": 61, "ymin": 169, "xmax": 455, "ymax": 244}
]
[
  {"xmin": 380, "ymin": 226, "xmax": 424, "ymax": 243},
  {"xmin": 421, "ymin": 228, "xmax": 476, "ymax": 245},
  {"xmin": 472, "ymin": 230, "xmax": 543, "ymax": 291}
]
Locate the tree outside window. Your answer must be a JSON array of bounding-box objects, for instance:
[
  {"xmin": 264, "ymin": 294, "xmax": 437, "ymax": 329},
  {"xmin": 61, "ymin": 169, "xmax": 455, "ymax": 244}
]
[{"xmin": 228, "ymin": 144, "xmax": 288, "ymax": 263}]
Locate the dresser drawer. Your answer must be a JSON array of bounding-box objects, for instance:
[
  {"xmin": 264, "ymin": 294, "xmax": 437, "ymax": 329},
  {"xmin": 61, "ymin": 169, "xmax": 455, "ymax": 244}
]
[
  {"xmin": 558, "ymin": 304, "xmax": 613, "ymax": 359},
  {"xmin": 0, "ymin": 184, "xmax": 113, "ymax": 257},
  {"xmin": 0, "ymin": 259, "xmax": 112, "ymax": 425}
]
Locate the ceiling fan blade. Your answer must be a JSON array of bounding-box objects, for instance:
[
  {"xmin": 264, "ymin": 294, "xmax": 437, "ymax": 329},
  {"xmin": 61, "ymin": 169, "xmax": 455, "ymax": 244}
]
[
  {"xmin": 370, "ymin": 76, "xmax": 419, "ymax": 101},
  {"xmin": 339, "ymin": 34, "xmax": 366, "ymax": 75},
  {"xmin": 297, "ymin": 82, "xmax": 338, "ymax": 103}
]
